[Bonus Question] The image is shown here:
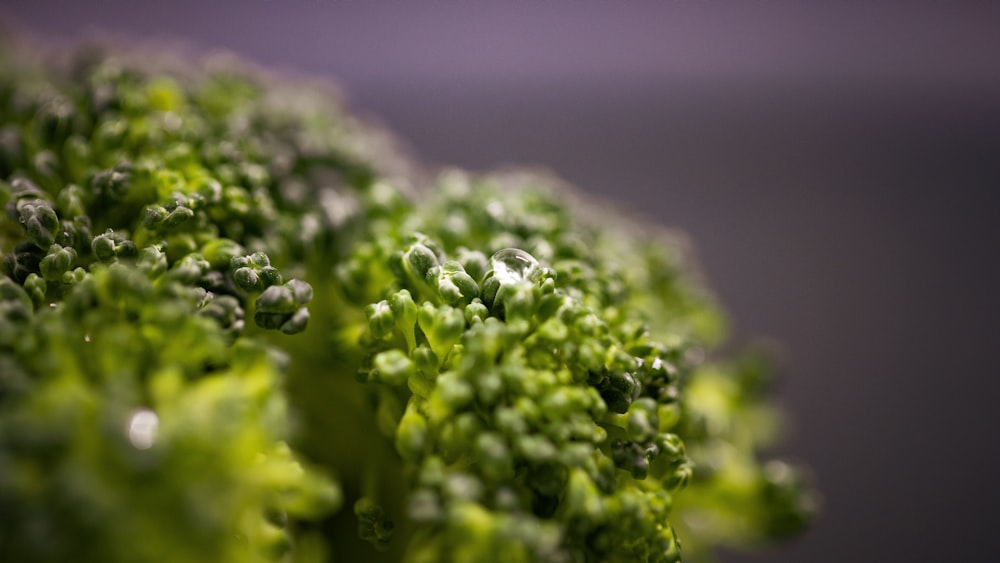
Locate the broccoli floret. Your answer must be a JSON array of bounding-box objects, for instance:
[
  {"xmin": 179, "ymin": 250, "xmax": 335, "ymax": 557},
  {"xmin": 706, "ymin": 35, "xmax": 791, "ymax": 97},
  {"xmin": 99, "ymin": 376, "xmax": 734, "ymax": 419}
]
[{"xmin": 0, "ymin": 39, "xmax": 815, "ymax": 563}]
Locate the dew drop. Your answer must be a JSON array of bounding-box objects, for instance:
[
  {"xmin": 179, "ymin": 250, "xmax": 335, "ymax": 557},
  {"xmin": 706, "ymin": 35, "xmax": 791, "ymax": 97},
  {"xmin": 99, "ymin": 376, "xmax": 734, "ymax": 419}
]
[
  {"xmin": 127, "ymin": 409, "xmax": 159, "ymax": 450},
  {"xmin": 489, "ymin": 248, "xmax": 539, "ymax": 284},
  {"xmin": 486, "ymin": 200, "xmax": 504, "ymax": 219}
]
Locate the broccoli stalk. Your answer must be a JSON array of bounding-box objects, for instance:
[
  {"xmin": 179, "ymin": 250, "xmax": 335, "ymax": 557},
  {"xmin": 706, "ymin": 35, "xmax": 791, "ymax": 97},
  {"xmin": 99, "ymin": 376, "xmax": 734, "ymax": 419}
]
[{"xmin": 0, "ymin": 39, "xmax": 816, "ymax": 563}]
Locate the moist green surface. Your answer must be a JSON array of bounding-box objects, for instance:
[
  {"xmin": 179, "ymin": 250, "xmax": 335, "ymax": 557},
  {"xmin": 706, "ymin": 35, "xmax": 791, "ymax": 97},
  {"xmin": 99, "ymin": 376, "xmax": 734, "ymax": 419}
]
[{"xmin": 0, "ymin": 43, "xmax": 816, "ymax": 562}]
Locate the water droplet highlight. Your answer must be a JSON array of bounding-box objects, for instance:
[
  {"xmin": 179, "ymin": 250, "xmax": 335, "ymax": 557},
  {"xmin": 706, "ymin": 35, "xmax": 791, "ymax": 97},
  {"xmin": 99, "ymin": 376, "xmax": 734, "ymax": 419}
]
[
  {"xmin": 127, "ymin": 409, "xmax": 159, "ymax": 450},
  {"xmin": 489, "ymin": 248, "xmax": 539, "ymax": 284},
  {"xmin": 486, "ymin": 200, "xmax": 504, "ymax": 218}
]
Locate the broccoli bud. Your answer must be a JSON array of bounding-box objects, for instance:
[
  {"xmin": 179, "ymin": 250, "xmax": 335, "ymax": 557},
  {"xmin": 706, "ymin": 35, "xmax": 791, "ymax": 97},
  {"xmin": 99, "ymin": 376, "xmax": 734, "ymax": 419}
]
[
  {"xmin": 254, "ymin": 279, "xmax": 313, "ymax": 334},
  {"xmin": 231, "ymin": 251, "xmax": 282, "ymax": 292}
]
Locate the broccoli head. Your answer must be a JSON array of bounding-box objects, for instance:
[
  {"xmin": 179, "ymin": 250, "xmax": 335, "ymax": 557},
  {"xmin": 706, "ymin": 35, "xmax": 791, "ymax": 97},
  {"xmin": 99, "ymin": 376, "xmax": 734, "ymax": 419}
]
[{"xmin": 0, "ymin": 38, "xmax": 816, "ymax": 563}]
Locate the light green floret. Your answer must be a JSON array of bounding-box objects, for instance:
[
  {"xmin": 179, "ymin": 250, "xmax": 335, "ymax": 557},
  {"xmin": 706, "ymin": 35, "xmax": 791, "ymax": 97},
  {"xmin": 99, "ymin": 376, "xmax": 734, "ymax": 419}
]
[
  {"xmin": 350, "ymin": 181, "xmax": 698, "ymax": 562},
  {"xmin": 342, "ymin": 170, "xmax": 815, "ymax": 561}
]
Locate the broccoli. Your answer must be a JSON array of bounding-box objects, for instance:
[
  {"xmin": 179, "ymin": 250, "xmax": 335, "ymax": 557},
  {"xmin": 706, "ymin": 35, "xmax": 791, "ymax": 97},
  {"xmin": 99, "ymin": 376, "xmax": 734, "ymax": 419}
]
[{"xmin": 0, "ymin": 39, "xmax": 817, "ymax": 563}]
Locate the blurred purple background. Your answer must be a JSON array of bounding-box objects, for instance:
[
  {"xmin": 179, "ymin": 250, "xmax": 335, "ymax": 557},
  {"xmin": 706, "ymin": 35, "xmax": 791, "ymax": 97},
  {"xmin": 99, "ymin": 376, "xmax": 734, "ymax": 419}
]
[{"xmin": 5, "ymin": 2, "xmax": 1000, "ymax": 561}]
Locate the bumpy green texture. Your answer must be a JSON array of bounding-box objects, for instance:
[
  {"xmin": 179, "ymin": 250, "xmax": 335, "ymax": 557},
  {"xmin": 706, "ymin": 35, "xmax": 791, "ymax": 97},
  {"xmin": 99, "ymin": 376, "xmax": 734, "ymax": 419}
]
[{"xmin": 0, "ymin": 41, "xmax": 816, "ymax": 563}]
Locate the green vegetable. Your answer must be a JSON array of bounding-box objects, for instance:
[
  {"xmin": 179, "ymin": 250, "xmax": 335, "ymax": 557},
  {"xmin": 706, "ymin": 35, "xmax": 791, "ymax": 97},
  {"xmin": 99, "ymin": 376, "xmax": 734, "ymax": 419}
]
[{"xmin": 0, "ymin": 38, "xmax": 816, "ymax": 563}]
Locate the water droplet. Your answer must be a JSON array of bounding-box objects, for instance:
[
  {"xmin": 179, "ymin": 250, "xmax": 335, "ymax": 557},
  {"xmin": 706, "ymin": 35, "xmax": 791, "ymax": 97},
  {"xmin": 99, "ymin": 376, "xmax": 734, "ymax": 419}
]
[
  {"xmin": 162, "ymin": 111, "xmax": 182, "ymax": 131},
  {"xmin": 485, "ymin": 200, "xmax": 504, "ymax": 219},
  {"xmin": 127, "ymin": 409, "xmax": 159, "ymax": 450},
  {"xmin": 489, "ymin": 248, "xmax": 539, "ymax": 284}
]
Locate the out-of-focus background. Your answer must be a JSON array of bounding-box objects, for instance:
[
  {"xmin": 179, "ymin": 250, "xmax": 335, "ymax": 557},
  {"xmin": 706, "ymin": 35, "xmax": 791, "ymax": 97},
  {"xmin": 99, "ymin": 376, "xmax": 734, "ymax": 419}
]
[{"xmin": 4, "ymin": 2, "xmax": 999, "ymax": 561}]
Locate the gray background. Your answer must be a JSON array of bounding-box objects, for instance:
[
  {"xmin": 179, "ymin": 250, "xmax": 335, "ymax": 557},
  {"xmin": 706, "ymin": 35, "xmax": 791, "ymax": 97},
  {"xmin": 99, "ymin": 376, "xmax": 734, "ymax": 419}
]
[{"xmin": 5, "ymin": 2, "xmax": 1000, "ymax": 561}]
